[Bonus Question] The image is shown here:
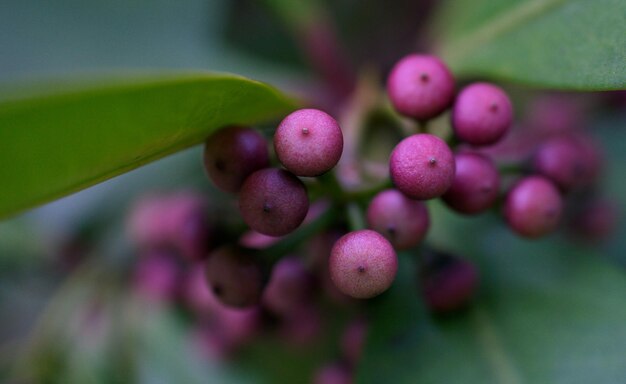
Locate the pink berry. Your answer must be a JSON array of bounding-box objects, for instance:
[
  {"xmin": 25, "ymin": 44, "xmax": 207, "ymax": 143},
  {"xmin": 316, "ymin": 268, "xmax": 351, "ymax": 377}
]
[
  {"xmin": 329, "ymin": 230, "xmax": 398, "ymax": 299},
  {"xmin": 262, "ymin": 257, "xmax": 315, "ymax": 316},
  {"xmin": 313, "ymin": 362, "xmax": 353, "ymax": 384},
  {"xmin": 532, "ymin": 136, "xmax": 586, "ymax": 191},
  {"xmin": 274, "ymin": 109, "xmax": 343, "ymax": 177},
  {"xmin": 389, "ymin": 134, "xmax": 455, "ymax": 200},
  {"xmin": 387, "ymin": 54, "xmax": 455, "ymax": 120},
  {"xmin": 452, "ymin": 82, "xmax": 513, "ymax": 146},
  {"xmin": 366, "ymin": 189, "xmax": 430, "ymax": 250},
  {"xmin": 504, "ymin": 176, "xmax": 563, "ymax": 238}
]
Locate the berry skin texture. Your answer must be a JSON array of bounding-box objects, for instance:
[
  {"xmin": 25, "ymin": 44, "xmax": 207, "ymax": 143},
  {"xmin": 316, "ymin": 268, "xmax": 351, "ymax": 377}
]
[
  {"xmin": 387, "ymin": 54, "xmax": 455, "ymax": 121},
  {"xmin": 442, "ymin": 152, "xmax": 500, "ymax": 214},
  {"xmin": 204, "ymin": 247, "xmax": 265, "ymax": 308},
  {"xmin": 452, "ymin": 82, "xmax": 513, "ymax": 146},
  {"xmin": 329, "ymin": 230, "xmax": 398, "ymax": 299},
  {"xmin": 203, "ymin": 126, "xmax": 269, "ymax": 193},
  {"xmin": 389, "ymin": 133, "xmax": 455, "ymax": 200},
  {"xmin": 504, "ymin": 176, "xmax": 563, "ymax": 238},
  {"xmin": 366, "ymin": 189, "xmax": 430, "ymax": 250},
  {"xmin": 532, "ymin": 136, "xmax": 586, "ymax": 191},
  {"xmin": 274, "ymin": 108, "xmax": 343, "ymax": 177},
  {"xmin": 239, "ymin": 168, "xmax": 309, "ymax": 237}
]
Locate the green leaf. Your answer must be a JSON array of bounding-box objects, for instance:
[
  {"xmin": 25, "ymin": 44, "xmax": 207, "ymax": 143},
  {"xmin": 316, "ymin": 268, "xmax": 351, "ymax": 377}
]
[
  {"xmin": 357, "ymin": 202, "xmax": 626, "ymax": 383},
  {"xmin": 0, "ymin": 73, "xmax": 295, "ymax": 219},
  {"xmin": 434, "ymin": 0, "xmax": 626, "ymax": 90}
]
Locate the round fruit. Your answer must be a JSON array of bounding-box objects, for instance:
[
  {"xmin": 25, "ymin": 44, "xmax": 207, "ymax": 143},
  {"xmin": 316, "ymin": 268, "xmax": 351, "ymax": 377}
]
[
  {"xmin": 203, "ymin": 126, "xmax": 269, "ymax": 193},
  {"xmin": 389, "ymin": 133, "xmax": 455, "ymax": 200},
  {"xmin": 442, "ymin": 152, "xmax": 500, "ymax": 214},
  {"xmin": 329, "ymin": 230, "xmax": 398, "ymax": 299},
  {"xmin": 366, "ymin": 189, "xmax": 430, "ymax": 249},
  {"xmin": 274, "ymin": 109, "xmax": 343, "ymax": 177},
  {"xmin": 387, "ymin": 54, "xmax": 455, "ymax": 120},
  {"xmin": 452, "ymin": 83, "xmax": 513, "ymax": 146},
  {"xmin": 239, "ymin": 168, "xmax": 309, "ymax": 237}
]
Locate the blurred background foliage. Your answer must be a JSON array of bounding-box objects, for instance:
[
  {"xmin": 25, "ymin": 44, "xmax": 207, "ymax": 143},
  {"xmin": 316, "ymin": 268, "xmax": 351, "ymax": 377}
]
[{"xmin": 0, "ymin": 0, "xmax": 625, "ymax": 383}]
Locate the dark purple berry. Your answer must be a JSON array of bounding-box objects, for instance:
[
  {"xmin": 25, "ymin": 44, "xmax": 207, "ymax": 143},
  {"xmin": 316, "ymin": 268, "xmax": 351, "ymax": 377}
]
[
  {"xmin": 442, "ymin": 152, "xmax": 500, "ymax": 214},
  {"xmin": 366, "ymin": 189, "xmax": 430, "ymax": 250},
  {"xmin": 203, "ymin": 126, "xmax": 269, "ymax": 193},
  {"xmin": 452, "ymin": 83, "xmax": 513, "ymax": 146},
  {"xmin": 532, "ymin": 136, "xmax": 586, "ymax": 191},
  {"xmin": 238, "ymin": 168, "xmax": 309, "ymax": 236},
  {"xmin": 387, "ymin": 54, "xmax": 455, "ymax": 120},
  {"xmin": 262, "ymin": 256, "xmax": 315, "ymax": 316},
  {"xmin": 274, "ymin": 109, "xmax": 343, "ymax": 177},
  {"xmin": 569, "ymin": 198, "xmax": 619, "ymax": 242},
  {"xmin": 421, "ymin": 253, "xmax": 478, "ymax": 313},
  {"xmin": 504, "ymin": 176, "xmax": 563, "ymax": 238},
  {"xmin": 389, "ymin": 133, "xmax": 455, "ymax": 200},
  {"xmin": 204, "ymin": 247, "xmax": 265, "ymax": 308},
  {"xmin": 329, "ymin": 230, "xmax": 398, "ymax": 299}
]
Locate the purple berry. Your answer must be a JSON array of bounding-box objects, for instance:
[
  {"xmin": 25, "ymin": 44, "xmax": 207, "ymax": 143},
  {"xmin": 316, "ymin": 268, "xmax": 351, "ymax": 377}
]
[
  {"xmin": 442, "ymin": 152, "xmax": 500, "ymax": 214},
  {"xmin": 313, "ymin": 362, "xmax": 353, "ymax": 384},
  {"xmin": 532, "ymin": 136, "xmax": 586, "ymax": 191},
  {"xmin": 389, "ymin": 133, "xmax": 455, "ymax": 200},
  {"xmin": 421, "ymin": 253, "xmax": 478, "ymax": 313},
  {"xmin": 262, "ymin": 256, "xmax": 315, "ymax": 316},
  {"xmin": 274, "ymin": 109, "xmax": 343, "ymax": 177},
  {"xmin": 204, "ymin": 247, "xmax": 265, "ymax": 308},
  {"xmin": 452, "ymin": 82, "xmax": 513, "ymax": 146},
  {"xmin": 329, "ymin": 230, "xmax": 398, "ymax": 299},
  {"xmin": 238, "ymin": 168, "xmax": 309, "ymax": 237},
  {"xmin": 387, "ymin": 54, "xmax": 455, "ymax": 120},
  {"xmin": 366, "ymin": 189, "xmax": 430, "ymax": 250},
  {"xmin": 203, "ymin": 126, "xmax": 269, "ymax": 193},
  {"xmin": 341, "ymin": 317, "xmax": 368, "ymax": 366},
  {"xmin": 133, "ymin": 251, "xmax": 180, "ymax": 302},
  {"xmin": 504, "ymin": 176, "xmax": 563, "ymax": 238}
]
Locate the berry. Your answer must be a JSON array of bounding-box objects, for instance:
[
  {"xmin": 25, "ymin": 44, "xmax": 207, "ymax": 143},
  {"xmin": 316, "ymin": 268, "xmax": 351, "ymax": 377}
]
[
  {"xmin": 387, "ymin": 54, "xmax": 455, "ymax": 120},
  {"xmin": 133, "ymin": 251, "xmax": 180, "ymax": 302},
  {"xmin": 329, "ymin": 230, "xmax": 398, "ymax": 299},
  {"xmin": 313, "ymin": 362, "xmax": 353, "ymax": 384},
  {"xmin": 366, "ymin": 189, "xmax": 430, "ymax": 250},
  {"xmin": 204, "ymin": 247, "xmax": 264, "ymax": 308},
  {"xmin": 421, "ymin": 253, "xmax": 478, "ymax": 313},
  {"xmin": 274, "ymin": 109, "xmax": 343, "ymax": 177},
  {"xmin": 203, "ymin": 126, "xmax": 269, "ymax": 193},
  {"xmin": 532, "ymin": 136, "xmax": 586, "ymax": 191},
  {"xmin": 262, "ymin": 256, "xmax": 315, "ymax": 316},
  {"xmin": 442, "ymin": 152, "xmax": 500, "ymax": 214},
  {"xmin": 341, "ymin": 317, "xmax": 368, "ymax": 366},
  {"xmin": 504, "ymin": 176, "xmax": 563, "ymax": 238},
  {"xmin": 452, "ymin": 82, "xmax": 513, "ymax": 146},
  {"xmin": 389, "ymin": 133, "xmax": 455, "ymax": 200},
  {"xmin": 239, "ymin": 168, "xmax": 309, "ymax": 236}
]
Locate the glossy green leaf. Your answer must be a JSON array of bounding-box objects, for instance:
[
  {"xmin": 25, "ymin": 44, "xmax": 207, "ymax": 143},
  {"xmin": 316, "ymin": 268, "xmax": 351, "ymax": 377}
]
[
  {"xmin": 435, "ymin": 0, "xmax": 626, "ymax": 90},
  {"xmin": 0, "ymin": 73, "xmax": 295, "ymax": 219},
  {"xmin": 357, "ymin": 201, "xmax": 626, "ymax": 384}
]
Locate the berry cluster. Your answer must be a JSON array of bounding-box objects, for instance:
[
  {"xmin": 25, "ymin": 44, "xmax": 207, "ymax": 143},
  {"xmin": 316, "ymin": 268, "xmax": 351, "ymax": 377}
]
[{"xmin": 125, "ymin": 53, "xmax": 615, "ymax": 381}]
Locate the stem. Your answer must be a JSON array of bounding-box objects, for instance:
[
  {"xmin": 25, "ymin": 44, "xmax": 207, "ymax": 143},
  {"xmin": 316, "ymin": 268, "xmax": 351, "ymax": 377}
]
[
  {"xmin": 498, "ymin": 163, "xmax": 525, "ymax": 175},
  {"xmin": 417, "ymin": 120, "xmax": 429, "ymax": 134}
]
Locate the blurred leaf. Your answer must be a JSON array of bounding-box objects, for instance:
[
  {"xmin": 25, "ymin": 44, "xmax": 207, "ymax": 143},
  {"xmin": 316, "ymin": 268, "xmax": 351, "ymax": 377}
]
[
  {"xmin": 358, "ymin": 201, "xmax": 626, "ymax": 383},
  {"xmin": 0, "ymin": 73, "xmax": 294, "ymax": 219},
  {"xmin": 435, "ymin": 0, "xmax": 626, "ymax": 90}
]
